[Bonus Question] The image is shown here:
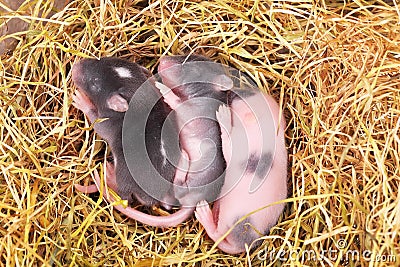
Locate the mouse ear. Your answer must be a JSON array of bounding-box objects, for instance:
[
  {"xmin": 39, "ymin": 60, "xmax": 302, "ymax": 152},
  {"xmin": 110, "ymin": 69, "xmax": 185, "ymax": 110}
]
[
  {"xmin": 213, "ymin": 74, "xmax": 233, "ymax": 91},
  {"xmin": 107, "ymin": 93, "xmax": 129, "ymax": 112}
]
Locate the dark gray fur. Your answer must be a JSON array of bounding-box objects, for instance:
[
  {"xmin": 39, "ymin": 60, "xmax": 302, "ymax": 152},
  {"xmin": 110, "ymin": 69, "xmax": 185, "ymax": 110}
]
[
  {"xmin": 255, "ymin": 152, "xmax": 273, "ymax": 178},
  {"xmin": 242, "ymin": 152, "xmax": 273, "ymax": 179},
  {"xmin": 72, "ymin": 57, "xmax": 178, "ymax": 207},
  {"xmin": 158, "ymin": 55, "xmax": 228, "ymax": 206},
  {"xmin": 230, "ymin": 217, "xmax": 272, "ymax": 252}
]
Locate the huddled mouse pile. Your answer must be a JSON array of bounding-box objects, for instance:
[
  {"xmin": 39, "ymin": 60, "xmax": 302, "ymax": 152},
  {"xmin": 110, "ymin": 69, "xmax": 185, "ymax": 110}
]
[{"xmin": 71, "ymin": 54, "xmax": 288, "ymax": 254}]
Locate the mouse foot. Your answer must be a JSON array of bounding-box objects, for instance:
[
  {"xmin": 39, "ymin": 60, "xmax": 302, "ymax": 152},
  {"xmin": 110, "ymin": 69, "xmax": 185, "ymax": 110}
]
[
  {"xmin": 155, "ymin": 82, "xmax": 181, "ymax": 109},
  {"xmin": 72, "ymin": 89, "xmax": 97, "ymax": 121},
  {"xmin": 195, "ymin": 200, "xmax": 217, "ymax": 233},
  {"xmin": 216, "ymin": 104, "xmax": 232, "ymax": 133}
]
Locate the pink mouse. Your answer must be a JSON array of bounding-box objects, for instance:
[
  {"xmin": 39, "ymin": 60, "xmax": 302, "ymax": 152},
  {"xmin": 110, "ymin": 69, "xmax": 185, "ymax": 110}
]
[{"xmin": 195, "ymin": 90, "xmax": 287, "ymax": 254}]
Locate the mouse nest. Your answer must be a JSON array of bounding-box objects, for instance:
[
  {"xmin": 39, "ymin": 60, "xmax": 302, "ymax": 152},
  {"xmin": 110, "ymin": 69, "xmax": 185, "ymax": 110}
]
[{"xmin": 0, "ymin": 0, "xmax": 399, "ymax": 266}]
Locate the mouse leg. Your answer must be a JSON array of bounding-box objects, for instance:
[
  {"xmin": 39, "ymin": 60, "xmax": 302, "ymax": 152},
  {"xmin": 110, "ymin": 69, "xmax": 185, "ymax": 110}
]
[
  {"xmin": 173, "ymin": 149, "xmax": 190, "ymax": 185},
  {"xmin": 195, "ymin": 200, "xmax": 218, "ymax": 234},
  {"xmin": 72, "ymin": 89, "xmax": 99, "ymax": 123},
  {"xmin": 162, "ymin": 149, "xmax": 189, "ymax": 209},
  {"xmin": 172, "ymin": 149, "xmax": 191, "ymax": 202}
]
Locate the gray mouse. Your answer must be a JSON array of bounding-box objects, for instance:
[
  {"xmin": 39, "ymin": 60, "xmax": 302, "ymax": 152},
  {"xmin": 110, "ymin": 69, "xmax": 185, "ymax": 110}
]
[
  {"xmin": 156, "ymin": 54, "xmax": 233, "ymax": 207},
  {"xmin": 72, "ymin": 57, "xmax": 194, "ymax": 227}
]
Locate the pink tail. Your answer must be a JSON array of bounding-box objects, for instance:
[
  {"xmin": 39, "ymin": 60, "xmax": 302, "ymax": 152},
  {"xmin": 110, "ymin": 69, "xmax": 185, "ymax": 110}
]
[{"xmin": 76, "ymin": 169, "xmax": 194, "ymax": 227}]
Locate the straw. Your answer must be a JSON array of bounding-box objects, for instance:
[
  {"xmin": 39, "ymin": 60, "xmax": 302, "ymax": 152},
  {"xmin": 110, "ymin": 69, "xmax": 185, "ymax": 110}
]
[{"xmin": 0, "ymin": 0, "xmax": 399, "ymax": 266}]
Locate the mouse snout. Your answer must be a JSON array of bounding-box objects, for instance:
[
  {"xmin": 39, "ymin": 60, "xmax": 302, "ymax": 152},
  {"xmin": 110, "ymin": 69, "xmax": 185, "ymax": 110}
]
[
  {"xmin": 71, "ymin": 60, "xmax": 89, "ymax": 89},
  {"xmin": 158, "ymin": 57, "xmax": 183, "ymax": 88},
  {"xmin": 71, "ymin": 61, "xmax": 83, "ymax": 83},
  {"xmin": 158, "ymin": 56, "xmax": 178, "ymax": 72}
]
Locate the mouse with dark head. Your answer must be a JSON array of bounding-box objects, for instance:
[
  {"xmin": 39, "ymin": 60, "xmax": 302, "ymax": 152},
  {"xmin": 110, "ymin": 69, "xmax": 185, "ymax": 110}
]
[
  {"xmin": 72, "ymin": 57, "xmax": 195, "ymax": 227},
  {"xmin": 72, "ymin": 57, "xmax": 157, "ymax": 205}
]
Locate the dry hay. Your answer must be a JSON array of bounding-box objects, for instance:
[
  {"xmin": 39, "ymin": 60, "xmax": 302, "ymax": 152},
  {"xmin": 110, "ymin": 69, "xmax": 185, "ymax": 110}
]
[{"xmin": 0, "ymin": 0, "xmax": 399, "ymax": 266}]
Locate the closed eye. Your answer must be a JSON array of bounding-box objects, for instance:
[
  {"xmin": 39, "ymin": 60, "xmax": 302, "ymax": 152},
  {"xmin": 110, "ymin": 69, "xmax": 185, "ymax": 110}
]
[{"xmin": 89, "ymin": 77, "xmax": 101, "ymax": 92}]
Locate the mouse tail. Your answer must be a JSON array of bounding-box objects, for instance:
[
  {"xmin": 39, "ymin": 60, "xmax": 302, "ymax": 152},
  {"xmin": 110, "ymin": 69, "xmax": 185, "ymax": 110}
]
[
  {"xmin": 113, "ymin": 204, "xmax": 195, "ymax": 227},
  {"xmin": 90, "ymin": 169, "xmax": 194, "ymax": 227},
  {"xmin": 75, "ymin": 184, "xmax": 99, "ymax": 194}
]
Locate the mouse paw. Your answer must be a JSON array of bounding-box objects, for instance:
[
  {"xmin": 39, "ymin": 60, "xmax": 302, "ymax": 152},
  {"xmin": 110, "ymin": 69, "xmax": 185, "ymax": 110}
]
[
  {"xmin": 155, "ymin": 81, "xmax": 170, "ymax": 95},
  {"xmin": 195, "ymin": 200, "xmax": 216, "ymax": 230},
  {"xmin": 155, "ymin": 81, "xmax": 181, "ymax": 109},
  {"xmin": 72, "ymin": 89, "xmax": 97, "ymax": 121},
  {"xmin": 216, "ymin": 105, "xmax": 232, "ymax": 133}
]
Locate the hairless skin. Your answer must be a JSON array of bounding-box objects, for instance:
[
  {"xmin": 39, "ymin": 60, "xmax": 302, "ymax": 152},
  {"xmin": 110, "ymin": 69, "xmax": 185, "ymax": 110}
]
[
  {"xmin": 72, "ymin": 57, "xmax": 194, "ymax": 227},
  {"xmin": 195, "ymin": 91, "xmax": 288, "ymax": 254}
]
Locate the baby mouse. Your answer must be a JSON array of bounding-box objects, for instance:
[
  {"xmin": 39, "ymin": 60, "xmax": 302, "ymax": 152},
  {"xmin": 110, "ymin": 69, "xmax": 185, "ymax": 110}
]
[
  {"xmin": 72, "ymin": 57, "xmax": 194, "ymax": 227},
  {"xmin": 156, "ymin": 54, "xmax": 233, "ymax": 208},
  {"xmin": 195, "ymin": 89, "xmax": 288, "ymax": 254}
]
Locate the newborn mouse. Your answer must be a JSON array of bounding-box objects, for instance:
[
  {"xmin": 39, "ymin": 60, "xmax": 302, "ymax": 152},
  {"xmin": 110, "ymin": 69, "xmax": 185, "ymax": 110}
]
[
  {"xmin": 195, "ymin": 90, "xmax": 288, "ymax": 254},
  {"xmin": 72, "ymin": 57, "xmax": 194, "ymax": 227},
  {"xmin": 156, "ymin": 54, "xmax": 232, "ymax": 207}
]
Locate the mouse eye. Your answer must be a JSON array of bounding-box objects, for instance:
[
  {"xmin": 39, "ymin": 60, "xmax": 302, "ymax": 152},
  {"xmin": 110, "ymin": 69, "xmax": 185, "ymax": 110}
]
[{"xmin": 89, "ymin": 77, "xmax": 101, "ymax": 92}]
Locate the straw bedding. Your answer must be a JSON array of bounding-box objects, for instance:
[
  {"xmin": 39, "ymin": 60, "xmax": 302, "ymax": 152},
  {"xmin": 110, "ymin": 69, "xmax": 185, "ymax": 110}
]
[{"xmin": 0, "ymin": 0, "xmax": 399, "ymax": 266}]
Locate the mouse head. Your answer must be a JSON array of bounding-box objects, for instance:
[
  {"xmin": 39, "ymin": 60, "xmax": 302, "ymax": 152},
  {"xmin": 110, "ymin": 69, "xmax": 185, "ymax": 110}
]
[
  {"xmin": 157, "ymin": 54, "xmax": 233, "ymax": 99},
  {"xmin": 72, "ymin": 57, "xmax": 150, "ymax": 113}
]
